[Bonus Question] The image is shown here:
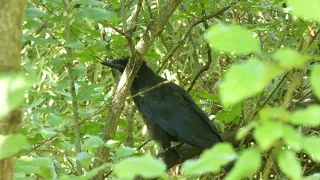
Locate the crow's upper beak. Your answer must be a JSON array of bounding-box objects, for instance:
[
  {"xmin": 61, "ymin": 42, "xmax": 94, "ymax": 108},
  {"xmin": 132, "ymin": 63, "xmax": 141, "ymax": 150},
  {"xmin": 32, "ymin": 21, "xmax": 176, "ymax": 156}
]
[{"xmin": 101, "ymin": 59, "xmax": 126, "ymax": 72}]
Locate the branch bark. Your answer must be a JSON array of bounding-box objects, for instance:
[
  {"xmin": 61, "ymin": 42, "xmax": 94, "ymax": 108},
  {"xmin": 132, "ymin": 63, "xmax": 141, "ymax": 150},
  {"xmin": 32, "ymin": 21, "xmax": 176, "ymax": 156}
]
[
  {"xmin": 0, "ymin": 1, "xmax": 27, "ymax": 180},
  {"xmin": 156, "ymin": 4, "xmax": 234, "ymax": 74},
  {"xmin": 95, "ymin": 0, "xmax": 182, "ymax": 170},
  {"xmin": 63, "ymin": 0, "xmax": 82, "ymax": 175}
]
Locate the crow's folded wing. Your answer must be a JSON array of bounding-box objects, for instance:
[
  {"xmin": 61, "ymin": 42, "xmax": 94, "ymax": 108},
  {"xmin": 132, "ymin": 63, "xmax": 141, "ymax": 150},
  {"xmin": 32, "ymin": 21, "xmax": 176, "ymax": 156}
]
[{"xmin": 137, "ymin": 83, "xmax": 221, "ymax": 149}]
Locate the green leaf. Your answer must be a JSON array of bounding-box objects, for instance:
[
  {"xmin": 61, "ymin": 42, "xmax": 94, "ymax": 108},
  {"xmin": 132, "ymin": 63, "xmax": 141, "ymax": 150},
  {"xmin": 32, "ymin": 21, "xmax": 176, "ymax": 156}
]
[
  {"xmin": 114, "ymin": 155, "xmax": 166, "ymax": 179},
  {"xmin": 287, "ymin": 0, "xmax": 320, "ymax": 22},
  {"xmin": 74, "ymin": 0, "xmax": 104, "ymax": 6},
  {"xmin": 31, "ymin": 37, "xmax": 57, "ymax": 45},
  {"xmin": 225, "ymin": 148, "xmax": 261, "ymax": 180},
  {"xmin": 277, "ymin": 150, "xmax": 302, "ymax": 180},
  {"xmin": 198, "ymin": 92, "xmax": 219, "ymax": 102},
  {"xmin": 46, "ymin": 113, "xmax": 63, "ymax": 127},
  {"xmin": 0, "ymin": 134, "xmax": 29, "ymax": 159},
  {"xmin": 303, "ymin": 136, "xmax": 320, "ymax": 162},
  {"xmin": 258, "ymin": 107, "xmax": 289, "ymax": 121},
  {"xmin": 205, "ymin": 24, "xmax": 261, "ymax": 55},
  {"xmin": 76, "ymin": 83, "xmax": 102, "ymax": 101},
  {"xmin": 115, "ymin": 146, "xmax": 136, "ymax": 159},
  {"xmin": 72, "ymin": 67, "xmax": 87, "ymax": 78},
  {"xmin": 236, "ymin": 122, "xmax": 256, "ymax": 140},
  {"xmin": 216, "ymin": 103, "xmax": 242, "ymax": 123},
  {"xmin": 40, "ymin": 128, "xmax": 57, "ymax": 138},
  {"xmin": 74, "ymin": 7, "xmax": 118, "ymax": 24},
  {"xmin": 84, "ymin": 136, "xmax": 104, "ymax": 148},
  {"xmin": 76, "ymin": 152, "xmax": 93, "ymax": 167},
  {"xmin": 110, "ymin": 0, "xmax": 120, "ymax": 8},
  {"xmin": 219, "ymin": 59, "xmax": 283, "ymax": 107},
  {"xmin": 15, "ymin": 156, "xmax": 57, "ymax": 180},
  {"xmin": 24, "ymin": 19, "xmax": 43, "ymax": 29},
  {"xmin": 183, "ymin": 143, "xmax": 236, "ymax": 175},
  {"xmin": 25, "ymin": 98, "xmax": 45, "ymax": 109},
  {"xmin": 253, "ymin": 120, "xmax": 283, "ymax": 150},
  {"xmin": 311, "ymin": 65, "xmax": 320, "ymax": 100},
  {"xmin": 303, "ymin": 173, "xmax": 320, "ymax": 180},
  {"xmin": 66, "ymin": 42, "xmax": 85, "ymax": 50},
  {"xmin": 289, "ymin": 105, "xmax": 320, "ymax": 127},
  {"xmin": 0, "ymin": 73, "xmax": 33, "ymax": 119},
  {"xmin": 75, "ymin": 163, "xmax": 110, "ymax": 180},
  {"xmin": 282, "ymin": 125, "xmax": 302, "ymax": 151},
  {"xmin": 274, "ymin": 48, "xmax": 309, "ymax": 69},
  {"xmin": 25, "ymin": 7, "xmax": 47, "ymax": 18}
]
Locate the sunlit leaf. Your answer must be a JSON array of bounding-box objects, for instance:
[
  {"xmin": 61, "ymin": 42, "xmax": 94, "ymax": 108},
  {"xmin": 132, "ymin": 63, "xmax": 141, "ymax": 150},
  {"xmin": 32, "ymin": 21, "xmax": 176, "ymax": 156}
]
[
  {"xmin": 277, "ymin": 150, "xmax": 302, "ymax": 180},
  {"xmin": 0, "ymin": 134, "xmax": 29, "ymax": 159},
  {"xmin": 303, "ymin": 136, "xmax": 320, "ymax": 162},
  {"xmin": 115, "ymin": 146, "xmax": 136, "ymax": 159},
  {"xmin": 114, "ymin": 155, "xmax": 166, "ymax": 179},
  {"xmin": 74, "ymin": 0, "xmax": 104, "ymax": 6},
  {"xmin": 76, "ymin": 83, "xmax": 102, "ymax": 101},
  {"xmin": 15, "ymin": 156, "xmax": 57, "ymax": 180},
  {"xmin": 215, "ymin": 103, "xmax": 242, "ymax": 123},
  {"xmin": 25, "ymin": 7, "xmax": 47, "ymax": 18},
  {"xmin": 287, "ymin": 0, "xmax": 320, "ymax": 22},
  {"xmin": 75, "ymin": 163, "xmax": 110, "ymax": 180},
  {"xmin": 0, "ymin": 73, "xmax": 33, "ymax": 119},
  {"xmin": 219, "ymin": 58, "xmax": 283, "ymax": 107},
  {"xmin": 47, "ymin": 113, "xmax": 63, "ymax": 127},
  {"xmin": 311, "ymin": 65, "xmax": 320, "ymax": 100},
  {"xmin": 74, "ymin": 7, "xmax": 118, "ymax": 24},
  {"xmin": 253, "ymin": 120, "xmax": 283, "ymax": 150},
  {"xmin": 76, "ymin": 152, "xmax": 94, "ymax": 167},
  {"xmin": 198, "ymin": 92, "xmax": 219, "ymax": 102},
  {"xmin": 236, "ymin": 122, "xmax": 256, "ymax": 140},
  {"xmin": 183, "ymin": 143, "xmax": 236, "ymax": 175},
  {"xmin": 225, "ymin": 148, "xmax": 261, "ymax": 180},
  {"xmin": 84, "ymin": 136, "xmax": 104, "ymax": 148},
  {"xmin": 303, "ymin": 173, "xmax": 320, "ymax": 180},
  {"xmin": 274, "ymin": 48, "xmax": 309, "ymax": 69},
  {"xmin": 258, "ymin": 107, "xmax": 289, "ymax": 121},
  {"xmin": 205, "ymin": 24, "xmax": 261, "ymax": 55},
  {"xmin": 282, "ymin": 125, "xmax": 302, "ymax": 151},
  {"xmin": 66, "ymin": 42, "xmax": 85, "ymax": 50},
  {"xmin": 289, "ymin": 105, "xmax": 320, "ymax": 127}
]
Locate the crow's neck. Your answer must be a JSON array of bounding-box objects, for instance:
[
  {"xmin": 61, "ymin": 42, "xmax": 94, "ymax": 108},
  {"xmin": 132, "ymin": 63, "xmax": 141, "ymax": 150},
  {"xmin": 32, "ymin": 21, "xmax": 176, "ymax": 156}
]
[{"xmin": 131, "ymin": 65, "xmax": 165, "ymax": 92}]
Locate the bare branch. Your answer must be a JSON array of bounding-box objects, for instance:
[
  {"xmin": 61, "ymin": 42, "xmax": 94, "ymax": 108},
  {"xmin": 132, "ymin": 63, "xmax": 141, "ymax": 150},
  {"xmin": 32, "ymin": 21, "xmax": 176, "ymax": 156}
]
[
  {"xmin": 95, "ymin": 0, "xmax": 183, "ymax": 172},
  {"xmin": 156, "ymin": 4, "xmax": 234, "ymax": 74}
]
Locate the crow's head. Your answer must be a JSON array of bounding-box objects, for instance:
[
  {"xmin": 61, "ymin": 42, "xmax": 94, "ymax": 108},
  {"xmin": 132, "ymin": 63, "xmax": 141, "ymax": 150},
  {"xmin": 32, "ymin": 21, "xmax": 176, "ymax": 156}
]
[{"xmin": 101, "ymin": 57, "xmax": 129, "ymax": 73}]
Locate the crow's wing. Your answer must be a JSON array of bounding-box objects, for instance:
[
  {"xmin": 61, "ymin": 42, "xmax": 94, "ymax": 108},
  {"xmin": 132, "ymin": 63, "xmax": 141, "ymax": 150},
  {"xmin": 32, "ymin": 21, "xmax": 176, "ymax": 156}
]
[
  {"xmin": 180, "ymin": 90, "xmax": 223, "ymax": 141},
  {"xmin": 137, "ymin": 82, "xmax": 221, "ymax": 149}
]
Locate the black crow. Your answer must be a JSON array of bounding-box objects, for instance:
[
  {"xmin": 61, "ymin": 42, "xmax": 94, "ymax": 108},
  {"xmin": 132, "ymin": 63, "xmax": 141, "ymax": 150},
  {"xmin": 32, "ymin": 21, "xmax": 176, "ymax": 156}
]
[{"xmin": 101, "ymin": 57, "xmax": 222, "ymax": 150}]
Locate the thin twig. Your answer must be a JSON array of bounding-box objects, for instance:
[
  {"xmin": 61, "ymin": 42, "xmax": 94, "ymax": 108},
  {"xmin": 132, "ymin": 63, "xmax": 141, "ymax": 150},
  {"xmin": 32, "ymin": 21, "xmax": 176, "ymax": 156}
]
[
  {"xmin": 187, "ymin": 2, "xmax": 213, "ymax": 92},
  {"xmin": 63, "ymin": 0, "xmax": 82, "ymax": 175},
  {"xmin": 136, "ymin": 138, "xmax": 152, "ymax": 151},
  {"xmin": 156, "ymin": 4, "xmax": 235, "ymax": 73},
  {"xmin": 253, "ymin": 73, "xmax": 288, "ymax": 117},
  {"xmin": 128, "ymin": 0, "xmax": 144, "ymax": 34},
  {"xmin": 262, "ymin": 141, "xmax": 282, "ymax": 180},
  {"xmin": 105, "ymin": 20, "xmax": 126, "ymax": 37},
  {"xmin": 287, "ymin": 90, "xmax": 313, "ymax": 110}
]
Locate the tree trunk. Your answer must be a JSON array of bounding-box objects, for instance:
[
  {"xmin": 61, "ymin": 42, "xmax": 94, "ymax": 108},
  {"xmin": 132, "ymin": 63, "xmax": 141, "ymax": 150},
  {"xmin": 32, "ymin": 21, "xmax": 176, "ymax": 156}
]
[{"xmin": 0, "ymin": 1, "xmax": 27, "ymax": 180}]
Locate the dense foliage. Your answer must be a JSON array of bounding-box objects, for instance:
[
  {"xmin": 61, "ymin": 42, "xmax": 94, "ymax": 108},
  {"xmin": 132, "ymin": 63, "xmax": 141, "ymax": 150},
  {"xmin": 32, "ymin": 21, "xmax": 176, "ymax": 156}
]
[{"xmin": 1, "ymin": 0, "xmax": 319, "ymax": 179}]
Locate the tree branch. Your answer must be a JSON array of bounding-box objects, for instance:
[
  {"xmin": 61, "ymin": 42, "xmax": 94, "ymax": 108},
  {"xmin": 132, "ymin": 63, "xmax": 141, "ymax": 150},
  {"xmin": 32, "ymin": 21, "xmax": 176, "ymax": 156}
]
[
  {"xmin": 187, "ymin": 2, "xmax": 213, "ymax": 92},
  {"xmin": 156, "ymin": 4, "xmax": 234, "ymax": 74},
  {"xmin": 63, "ymin": 0, "xmax": 82, "ymax": 175},
  {"xmin": 95, "ymin": 0, "xmax": 183, "ymax": 172}
]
